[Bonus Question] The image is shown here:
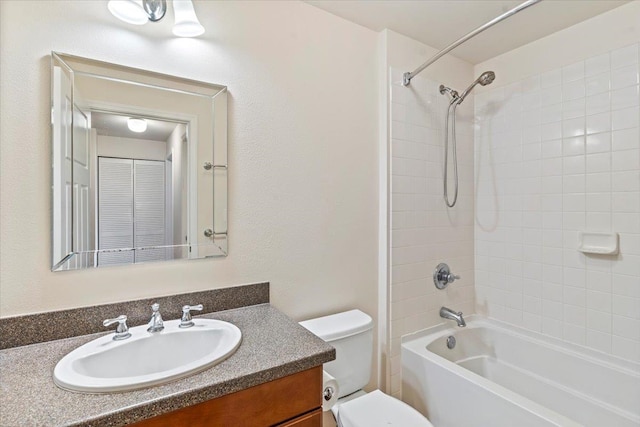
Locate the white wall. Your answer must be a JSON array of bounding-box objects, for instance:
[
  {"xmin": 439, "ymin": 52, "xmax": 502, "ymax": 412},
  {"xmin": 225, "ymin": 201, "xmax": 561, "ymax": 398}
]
[
  {"xmin": 0, "ymin": 0, "xmax": 379, "ymax": 370},
  {"xmin": 97, "ymin": 135, "xmax": 168, "ymax": 161},
  {"xmin": 383, "ymin": 30, "xmax": 475, "ymax": 396},
  {"xmin": 474, "ymin": 2, "xmax": 640, "ymax": 362}
]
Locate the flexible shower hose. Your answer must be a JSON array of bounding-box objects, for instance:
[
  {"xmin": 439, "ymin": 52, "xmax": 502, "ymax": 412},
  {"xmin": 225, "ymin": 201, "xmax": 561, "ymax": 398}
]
[{"xmin": 443, "ymin": 99, "xmax": 460, "ymax": 208}]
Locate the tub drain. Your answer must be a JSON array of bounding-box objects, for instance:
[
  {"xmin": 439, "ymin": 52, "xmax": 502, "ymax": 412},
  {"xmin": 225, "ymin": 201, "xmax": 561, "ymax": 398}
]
[{"xmin": 446, "ymin": 335, "xmax": 456, "ymax": 349}]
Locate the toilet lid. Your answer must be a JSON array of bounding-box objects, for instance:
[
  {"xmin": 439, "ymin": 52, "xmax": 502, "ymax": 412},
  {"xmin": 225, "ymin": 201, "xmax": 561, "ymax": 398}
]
[{"xmin": 338, "ymin": 390, "xmax": 433, "ymax": 427}]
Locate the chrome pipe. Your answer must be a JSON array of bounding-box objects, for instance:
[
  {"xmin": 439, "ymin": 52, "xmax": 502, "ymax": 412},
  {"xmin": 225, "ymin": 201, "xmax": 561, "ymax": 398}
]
[{"xmin": 402, "ymin": 0, "xmax": 542, "ymax": 86}]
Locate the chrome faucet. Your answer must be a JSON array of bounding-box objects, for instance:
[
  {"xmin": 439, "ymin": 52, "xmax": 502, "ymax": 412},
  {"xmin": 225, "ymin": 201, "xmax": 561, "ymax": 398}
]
[
  {"xmin": 440, "ymin": 307, "xmax": 466, "ymax": 327},
  {"xmin": 147, "ymin": 303, "xmax": 164, "ymax": 333}
]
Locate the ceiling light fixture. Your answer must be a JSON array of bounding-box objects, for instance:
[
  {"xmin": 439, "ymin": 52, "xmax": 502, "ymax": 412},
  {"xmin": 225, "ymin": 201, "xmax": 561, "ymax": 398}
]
[
  {"xmin": 107, "ymin": 0, "xmax": 149, "ymax": 25},
  {"xmin": 143, "ymin": 0, "xmax": 167, "ymax": 21},
  {"xmin": 172, "ymin": 0, "xmax": 205, "ymax": 37},
  {"xmin": 108, "ymin": 0, "xmax": 205, "ymax": 38},
  {"xmin": 127, "ymin": 117, "xmax": 148, "ymax": 133}
]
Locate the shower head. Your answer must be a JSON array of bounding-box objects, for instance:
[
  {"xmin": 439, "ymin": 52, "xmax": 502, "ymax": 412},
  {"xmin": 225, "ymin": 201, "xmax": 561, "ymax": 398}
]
[
  {"xmin": 457, "ymin": 71, "xmax": 496, "ymax": 103},
  {"xmin": 478, "ymin": 71, "xmax": 496, "ymax": 85}
]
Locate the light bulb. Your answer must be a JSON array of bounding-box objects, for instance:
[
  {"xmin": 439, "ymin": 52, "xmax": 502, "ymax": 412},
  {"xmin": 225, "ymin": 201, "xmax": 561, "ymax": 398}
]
[
  {"xmin": 127, "ymin": 118, "xmax": 147, "ymax": 133},
  {"xmin": 172, "ymin": 0, "xmax": 205, "ymax": 37},
  {"xmin": 108, "ymin": 0, "xmax": 148, "ymax": 26}
]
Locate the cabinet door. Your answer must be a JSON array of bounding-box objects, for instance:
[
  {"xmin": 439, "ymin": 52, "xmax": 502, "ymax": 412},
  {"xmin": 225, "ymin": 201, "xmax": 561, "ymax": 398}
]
[
  {"xmin": 277, "ymin": 409, "xmax": 322, "ymax": 427},
  {"xmin": 132, "ymin": 367, "xmax": 322, "ymax": 427}
]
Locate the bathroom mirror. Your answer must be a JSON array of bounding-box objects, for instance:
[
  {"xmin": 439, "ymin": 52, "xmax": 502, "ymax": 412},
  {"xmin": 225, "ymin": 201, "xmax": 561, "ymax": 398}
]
[{"xmin": 51, "ymin": 52, "xmax": 227, "ymax": 271}]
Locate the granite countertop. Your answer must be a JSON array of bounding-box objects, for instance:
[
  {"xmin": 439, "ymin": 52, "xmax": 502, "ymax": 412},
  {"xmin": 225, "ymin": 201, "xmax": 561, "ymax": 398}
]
[{"xmin": 0, "ymin": 303, "xmax": 335, "ymax": 426}]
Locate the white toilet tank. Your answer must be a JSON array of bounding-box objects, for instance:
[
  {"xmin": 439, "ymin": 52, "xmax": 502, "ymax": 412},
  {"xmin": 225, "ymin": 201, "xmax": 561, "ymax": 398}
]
[{"xmin": 299, "ymin": 310, "xmax": 373, "ymax": 398}]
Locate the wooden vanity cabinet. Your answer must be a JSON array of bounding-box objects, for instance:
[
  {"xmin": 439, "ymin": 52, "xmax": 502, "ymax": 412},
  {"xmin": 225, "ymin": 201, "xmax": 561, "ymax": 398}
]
[{"xmin": 132, "ymin": 366, "xmax": 322, "ymax": 427}]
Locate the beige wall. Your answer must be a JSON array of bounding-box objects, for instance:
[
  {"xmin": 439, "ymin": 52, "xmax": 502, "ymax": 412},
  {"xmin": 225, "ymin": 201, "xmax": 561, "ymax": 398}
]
[{"xmin": 0, "ymin": 0, "xmax": 380, "ymax": 373}]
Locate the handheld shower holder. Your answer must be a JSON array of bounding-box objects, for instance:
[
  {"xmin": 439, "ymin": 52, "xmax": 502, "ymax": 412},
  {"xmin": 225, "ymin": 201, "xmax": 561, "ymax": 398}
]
[{"xmin": 439, "ymin": 72, "xmax": 495, "ymax": 208}]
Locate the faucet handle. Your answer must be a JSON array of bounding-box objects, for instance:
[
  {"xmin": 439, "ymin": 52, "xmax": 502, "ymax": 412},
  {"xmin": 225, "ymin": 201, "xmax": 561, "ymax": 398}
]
[
  {"xmin": 179, "ymin": 304, "xmax": 203, "ymax": 328},
  {"xmin": 434, "ymin": 263, "xmax": 460, "ymax": 289},
  {"xmin": 103, "ymin": 315, "xmax": 131, "ymax": 340}
]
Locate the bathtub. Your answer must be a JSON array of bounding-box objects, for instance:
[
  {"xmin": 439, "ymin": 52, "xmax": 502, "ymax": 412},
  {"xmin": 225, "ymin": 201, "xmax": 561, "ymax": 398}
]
[{"xmin": 401, "ymin": 317, "xmax": 640, "ymax": 427}]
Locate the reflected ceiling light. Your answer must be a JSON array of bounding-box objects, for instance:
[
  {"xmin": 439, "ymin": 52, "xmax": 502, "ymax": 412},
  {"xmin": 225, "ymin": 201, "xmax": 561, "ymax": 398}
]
[
  {"xmin": 107, "ymin": 0, "xmax": 149, "ymax": 25},
  {"xmin": 172, "ymin": 0, "xmax": 205, "ymax": 37},
  {"xmin": 127, "ymin": 118, "xmax": 147, "ymax": 133}
]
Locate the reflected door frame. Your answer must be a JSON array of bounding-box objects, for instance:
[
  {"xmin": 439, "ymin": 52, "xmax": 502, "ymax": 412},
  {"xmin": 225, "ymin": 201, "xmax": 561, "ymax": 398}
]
[{"xmin": 87, "ymin": 101, "xmax": 198, "ymax": 260}]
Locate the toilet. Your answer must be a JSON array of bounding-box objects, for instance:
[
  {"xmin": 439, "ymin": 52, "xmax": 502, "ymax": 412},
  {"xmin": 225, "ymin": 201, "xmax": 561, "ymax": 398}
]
[{"xmin": 300, "ymin": 310, "xmax": 433, "ymax": 427}]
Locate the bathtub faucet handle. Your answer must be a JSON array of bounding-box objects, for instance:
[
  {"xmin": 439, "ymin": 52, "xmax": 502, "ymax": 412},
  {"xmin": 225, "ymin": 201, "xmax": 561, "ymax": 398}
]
[{"xmin": 434, "ymin": 263, "xmax": 460, "ymax": 289}]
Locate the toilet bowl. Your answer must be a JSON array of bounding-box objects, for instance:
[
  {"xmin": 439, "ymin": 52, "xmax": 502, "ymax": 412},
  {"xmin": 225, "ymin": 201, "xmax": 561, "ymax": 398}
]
[
  {"xmin": 300, "ymin": 310, "xmax": 433, "ymax": 427},
  {"xmin": 336, "ymin": 390, "xmax": 432, "ymax": 427}
]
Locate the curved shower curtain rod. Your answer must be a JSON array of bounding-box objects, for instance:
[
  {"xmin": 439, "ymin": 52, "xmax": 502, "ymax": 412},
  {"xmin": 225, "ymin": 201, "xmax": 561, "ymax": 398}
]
[{"xmin": 402, "ymin": 0, "xmax": 542, "ymax": 86}]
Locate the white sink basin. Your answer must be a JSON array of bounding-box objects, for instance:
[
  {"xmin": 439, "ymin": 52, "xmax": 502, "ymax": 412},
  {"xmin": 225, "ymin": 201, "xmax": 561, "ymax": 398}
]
[{"xmin": 53, "ymin": 318, "xmax": 242, "ymax": 393}]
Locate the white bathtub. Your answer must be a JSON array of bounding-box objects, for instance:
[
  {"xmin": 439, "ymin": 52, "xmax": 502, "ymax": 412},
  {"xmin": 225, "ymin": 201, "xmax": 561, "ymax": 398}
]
[{"xmin": 401, "ymin": 317, "xmax": 640, "ymax": 427}]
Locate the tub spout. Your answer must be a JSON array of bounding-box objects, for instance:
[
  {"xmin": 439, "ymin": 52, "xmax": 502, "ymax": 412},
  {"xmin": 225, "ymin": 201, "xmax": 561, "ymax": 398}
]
[{"xmin": 440, "ymin": 307, "xmax": 466, "ymax": 327}]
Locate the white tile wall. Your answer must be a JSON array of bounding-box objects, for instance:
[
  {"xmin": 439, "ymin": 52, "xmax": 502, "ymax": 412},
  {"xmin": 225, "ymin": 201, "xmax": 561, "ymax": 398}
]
[
  {"xmin": 475, "ymin": 43, "xmax": 640, "ymax": 363},
  {"xmin": 389, "ymin": 68, "xmax": 475, "ymax": 397}
]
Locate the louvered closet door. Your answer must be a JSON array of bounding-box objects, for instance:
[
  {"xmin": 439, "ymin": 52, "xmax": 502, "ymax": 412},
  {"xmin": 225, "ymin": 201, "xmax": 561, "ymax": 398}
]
[
  {"xmin": 98, "ymin": 157, "xmax": 134, "ymax": 265},
  {"xmin": 134, "ymin": 160, "xmax": 166, "ymax": 263}
]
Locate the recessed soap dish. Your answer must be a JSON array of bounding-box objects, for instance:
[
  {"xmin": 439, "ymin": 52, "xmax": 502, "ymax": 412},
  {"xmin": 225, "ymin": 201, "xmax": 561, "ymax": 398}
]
[{"xmin": 578, "ymin": 232, "xmax": 619, "ymax": 255}]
